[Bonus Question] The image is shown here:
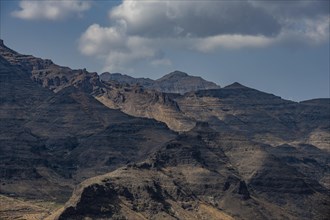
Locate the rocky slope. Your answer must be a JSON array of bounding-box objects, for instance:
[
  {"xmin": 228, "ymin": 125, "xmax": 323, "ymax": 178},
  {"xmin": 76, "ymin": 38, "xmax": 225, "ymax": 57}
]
[
  {"xmin": 4, "ymin": 40, "xmax": 327, "ymax": 145},
  {"xmin": 100, "ymin": 70, "xmax": 220, "ymax": 94},
  {"xmin": 1, "ymin": 40, "xmax": 329, "ymax": 219},
  {"xmin": 95, "ymin": 81, "xmax": 195, "ymax": 131},
  {"xmin": 100, "ymin": 72, "xmax": 154, "ymax": 87},
  {"xmin": 53, "ymin": 125, "xmax": 330, "ymax": 219},
  {"xmin": 175, "ymin": 83, "xmax": 330, "ymax": 145},
  {"xmin": 0, "ymin": 43, "xmax": 176, "ymax": 204},
  {"xmin": 96, "ymin": 78, "xmax": 330, "ymax": 150},
  {"xmin": 154, "ymin": 71, "xmax": 220, "ymax": 94},
  {"xmin": 0, "ymin": 40, "xmax": 101, "ymax": 94},
  {"xmin": 0, "ymin": 195, "xmax": 58, "ymax": 220}
]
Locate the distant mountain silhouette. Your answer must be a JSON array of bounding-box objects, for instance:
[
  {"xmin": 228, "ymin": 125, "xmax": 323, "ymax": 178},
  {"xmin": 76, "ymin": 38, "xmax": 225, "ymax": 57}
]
[{"xmin": 100, "ymin": 70, "xmax": 220, "ymax": 94}]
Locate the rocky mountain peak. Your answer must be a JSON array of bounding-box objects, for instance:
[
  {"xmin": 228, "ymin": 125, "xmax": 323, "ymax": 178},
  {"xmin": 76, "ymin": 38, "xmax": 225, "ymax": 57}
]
[
  {"xmin": 157, "ymin": 70, "xmax": 189, "ymax": 81},
  {"xmin": 1, "ymin": 42, "xmax": 330, "ymax": 220},
  {"xmin": 0, "ymin": 41, "xmax": 103, "ymax": 95},
  {"xmin": 100, "ymin": 72, "xmax": 120, "ymax": 81},
  {"xmin": 224, "ymin": 82, "xmax": 248, "ymax": 89},
  {"xmin": 0, "ymin": 39, "xmax": 20, "ymax": 55},
  {"xmin": 100, "ymin": 70, "xmax": 220, "ymax": 94},
  {"xmin": 111, "ymin": 72, "xmax": 123, "ymax": 77}
]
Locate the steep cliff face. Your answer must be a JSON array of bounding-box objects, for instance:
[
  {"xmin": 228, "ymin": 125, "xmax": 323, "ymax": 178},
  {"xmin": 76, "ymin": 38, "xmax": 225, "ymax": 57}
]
[
  {"xmin": 97, "ymin": 77, "xmax": 329, "ymax": 150},
  {"xmin": 0, "ymin": 42, "xmax": 101, "ymax": 94},
  {"xmin": 0, "ymin": 48, "xmax": 175, "ymax": 203},
  {"xmin": 98, "ymin": 68, "xmax": 330, "ymax": 148},
  {"xmin": 1, "ymin": 41, "xmax": 329, "ymax": 220},
  {"xmin": 53, "ymin": 133, "xmax": 257, "ymax": 220},
  {"xmin": 0, "ymin": 56, "xmax": 69, "ymax": 201},
  {"xmin": 54, "ymin": 127, "xmax": 330, "ymax": 220},
  {"xmin": 95, "ymin": 81, "xmax": 195, "ymax": 131},
  {"xmin": 2, "ymin": 41, "xmax": 327, "ymax": 146},
  {"xmin": 174, "ymin": 83, "xmax": 330, "ymax": 147}
]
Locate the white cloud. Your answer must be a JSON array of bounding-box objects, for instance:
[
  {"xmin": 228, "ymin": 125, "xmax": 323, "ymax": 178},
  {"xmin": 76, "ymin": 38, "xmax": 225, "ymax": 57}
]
[
  {"xmin": 195, "ymin": 15, "xmax": 330, "ymax": 52},
  {"xmin": 194, "ymin": 35, "xmax": 273, "ymax": 52},
  {"xmin": 294, "ymin": 16, "xmax": 330, "ymax": 44},
  {"xmin": 78, "ymin": 0, "xmax": 329, "ymax": 73},
  {"xmin": 79, "ymin": 24, "xmax": 126, "ymax": 56},
  {"xmin": 12, "ymin": 0, "xmax": 91, "ymax": 20},
  {"xmin": 79, "ymin": 23, "xmax": 170, "ymax": 73},
  {"xmin": 109, "ymin": 0, "xmax": 281, "ymax": 37}
]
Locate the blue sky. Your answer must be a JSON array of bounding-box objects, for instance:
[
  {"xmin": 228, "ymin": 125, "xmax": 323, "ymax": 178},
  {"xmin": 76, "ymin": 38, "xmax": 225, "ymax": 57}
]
[{"xmin": 0, "ymin": 0, "xmax": 329, "ymax": 101}]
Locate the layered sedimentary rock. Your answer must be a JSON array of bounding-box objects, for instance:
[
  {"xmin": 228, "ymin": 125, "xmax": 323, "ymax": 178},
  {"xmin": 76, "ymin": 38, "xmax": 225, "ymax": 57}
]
[
  {"xmin": 54, "ymin": 126, "xmax": 330, "ymax": 219},
  {"xmin": 100, "ymin": 70, "xmax": 220, "ymax": 94},
  {"xmin": 0, "ymin": 40, "xmax": 101, "ymax": 94},
  {"xmin": 1, "ymin": 40, "xmax": 329, "ymax": 219},
  {"xmin": 0, "ymin": 44, "xmax": 175, "ymax": 203},
  {"xmin": 95, "ymin": 81, "xmax": 195, "ymax": 131}
]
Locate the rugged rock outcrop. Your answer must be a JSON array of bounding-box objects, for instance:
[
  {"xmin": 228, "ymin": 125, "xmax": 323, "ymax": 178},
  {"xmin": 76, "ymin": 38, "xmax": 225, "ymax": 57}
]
[
  {"xmin": 100, "ymin": 72, "xmax": 154, "ymax": 87},
  {"xmin": 96, "ymin": 76, "xmax": 330, "ymax": 150},
  {"xmin": 174, "ymin": 83, "xmax": 330, "ymax": 147},
  {"xmin": 0, "ymin": 46, "xmax": 175, "ymax": 203},
  {"xmin": 95, "ymin": 81, "xmax": 195, "ymax": 131},
  {"xmin": 54, "ymin": 127, "xmax": 330, "ymax": 219},
  {"xmin": 100, "ymin": 70, "xmax": 220, "ymax": 94},
  {"xmin": 153, "ymin": 71, "xmax": 221, "ymax": 94},
  {"xmin": 0, "ymin": 41, "xmax": 101, "ymax": 94},
  {"xmin": 1, "ymin": 40, "xmax": 329, "ymax": 219}
]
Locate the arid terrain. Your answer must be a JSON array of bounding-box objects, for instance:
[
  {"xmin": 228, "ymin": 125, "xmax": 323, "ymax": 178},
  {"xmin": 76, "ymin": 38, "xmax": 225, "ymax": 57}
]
[{"xmin": 0, "ymin": 39, "xmax": 329, "ymax": 219}]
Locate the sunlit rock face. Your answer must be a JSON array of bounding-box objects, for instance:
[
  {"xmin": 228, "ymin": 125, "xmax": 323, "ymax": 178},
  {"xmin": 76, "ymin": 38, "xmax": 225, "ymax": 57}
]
[{"xmin": 1, "ymin": 41, "xmax": 329, "ymax": 220}]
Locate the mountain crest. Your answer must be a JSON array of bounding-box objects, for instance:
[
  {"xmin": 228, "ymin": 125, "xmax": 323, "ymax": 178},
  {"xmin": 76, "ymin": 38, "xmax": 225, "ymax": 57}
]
[
  {"xmin": 224, "ymin": 82, "xmax": 248, "ymax": 89},
  {"xmin": 157, "ymin": 70, "xmax": 189, "ymax": 81},
  {"xmin": 100, "ymin": 70, "xmax": 220, "ymax": 94},
  {"xmin": 1, "ymin": 40, "xmax": 330, "ymax": 220}
]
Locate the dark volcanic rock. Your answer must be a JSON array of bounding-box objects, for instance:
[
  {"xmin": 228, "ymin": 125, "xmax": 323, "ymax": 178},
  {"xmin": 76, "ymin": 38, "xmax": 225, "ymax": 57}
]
[
  {"xmin": 175, "ymin": 83, "xmax": 330, "ymax": 147},
  {"xmin": 154, "ymin": 71, "xmax": 221, "ymax": 94},
  {"xmin": 95, "ymin": 81, "xmax": 195, "ymax": 131},
  {"xmin": 100, "ymin": 70, "xmax": 220, "ymax": 94},
  {"xmin": 0, "ymin": 47, "xmax": 175, "ymax": 202},
  {"xmin": 1, "ymin": 41, "xmax": 329, "ymax": 220},
  {"xmin": 100, "ymin": 72, "xmax": 154, "ymax": 87},
  {"xmin": 55, "ymin": 130, "xmax": 330, "ymax": 220},
  {"xmin": 0, "ymin": 41, "xmax": 102, "ymax": 94},
  {"xmin": 55, "ymin": 133, "xmax": 261, "ymax": 220}
]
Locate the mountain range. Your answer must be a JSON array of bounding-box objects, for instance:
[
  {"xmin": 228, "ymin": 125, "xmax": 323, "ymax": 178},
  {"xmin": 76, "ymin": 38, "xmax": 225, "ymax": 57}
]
[
  {"xmin": 0, "ymin": 39, "xmax": 329, "ymax": 220},
  {"xmin": 100, "ymin": 71, "xmax": 220, "ymax": 94}
]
